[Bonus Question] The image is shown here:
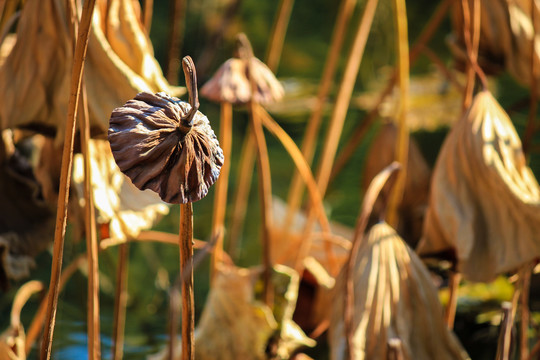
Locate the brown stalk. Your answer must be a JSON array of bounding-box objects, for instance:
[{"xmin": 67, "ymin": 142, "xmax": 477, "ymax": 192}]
[
  {"xmin": 497, "ymin": 302, "xmax": 515, "ymax": 360},
  {"xmin": 10, "ymin": 281, "xmax": 44, "ymax": 331},
  {"xmin": 210, "ymin": 101, "xmax": 233, "ymax": 279},
  {"xmin": 344, "ymin": 163, "xmax": 401, "ymax": 360},
  {"xmin": 100, "ymin": 231, "xmax": 206, "ymax": 249},
  {"xmin": 522, "ymin": 0, "xmax": 538, "ymax": 158},
  {"xmin": 529, "ymin": 337, "xmax": 540, "ymax": 359},
  {"xmin": 249, "ymin": 101, "xmax": 274, "ymax": 306},
  {"xmin": 142, "ymin": 0, "xmax": 154, "ymax": 32},
  {"xmin": 41, "ymin": 0, "xmax": 97, "ymax": 358},
  {"xmin": 26, "ymin": 255, "xmax": 86, "ymax": 354},
  {"xmin": 227, "ymin": 129, "xmax": 256, "ymax": 259},
  {"xmin": 265, "ymin": 0, "xmax": 295, "ymax": 72},
  {"xmin": 284, "ymin": 0, "xmax": 357, "ymax": 232},
  {"xmin": 445, "ymin": 271, "xmax": 461, "ymax": 329},
  {"xmin": 387, "ymin": 337, "xmax": 404, "ymax": 360},
  {"xmin": 259, "ymin": 107, "xmax": 336, "ymax": 269},
  {"xmin": 165, "ymin": 0, "xmax": 186, "ymax": 85},
  {"xmin": 520, "ymin": 263, "xmax": 534, "ymax": 360},
  {"xmin": 179, "ymin": 202, "xmax": 194, "ymax": 360},
  {"xmin": 385, "ymin": 0, "xmax": 409, "ymax": 228},
  {"xmin": 329, "ymin": 0, "xmax": 453, "ymax": 182},
  {"xmin": 111, "ymin": 243, "xmax": 129, "ymax": 360},
  {"xmin": 79, "ymin": 80, "xmax": 101, "ymax": 360}
]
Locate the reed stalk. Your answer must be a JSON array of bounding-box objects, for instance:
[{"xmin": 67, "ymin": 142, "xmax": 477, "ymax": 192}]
[
  {"xmin": 179, "ymin": 203, "xmax": 194, "ymax": 360},
  {"xmin": 112, "ymin": 243, "xmax": 129, "ymax": 360},
  {"xmin": 210, "ymin": 102, "xmax": 233, "ymax": 279},
  {"xmin": 284, "ymin": 0, "xmax": 356, "ymax": 232},
  {"xmin": 344, "ymin": 163, "xmax": 401, "ymax": 360},
  {"xmin": 385, "ymin": 0, "xmax": 409, "ymax": 228},
  {"xmin": 41, "ymin": 1, "xmax": 96, "ymax": 358}
]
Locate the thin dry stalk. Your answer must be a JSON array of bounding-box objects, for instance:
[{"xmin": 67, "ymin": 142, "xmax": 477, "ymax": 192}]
[
  {"xmin": 284, "ymin": 0, "xmax": 357, "ymax": 232},
  {"xmin": 497, "ymin": 302, "xmax": 515, "ymax": 360},
  {"xmin": 385, "ymin": 0, "xmax": 409, "ymax": 228},
  {"xmin": 344, "ymin": 163, "xmax": 401, "ymax": 360},
  {"xmin": 101, "ymin": 231, "xmax": 206, "ymax": 249},
  {"xmin": 26, "ymin": 255, "xmax": 85, "ymax": 354},
  {"xmin": 529, "ymin": 337, "xmax": 540, "ymax": 359},
  {"xmin": 520, "ymin": 263, "xmax": 534, "ymax": 360},
  {"xmin": 179, "ymin": 203, "xmax": 194, "ymax": 360},
  {"xmin": 329, "ymin": 0, "xmax": 453, "ymax": 182},
  {"xmin": 522, "ymin": 0, "xmax": 538, "ymax": 157},
  {"xmin": 249, "ymin": 100, "xmax": 274, "ymax": 306},
  {"xmin": 227, "ymin": 130, "xmax": 256, "ymax": 259},
  {"xmin": 166, "ymin": 0, "xmax": 186, "ymax": 85},
  {"xmin": 265, "ymin": 0, "xmax": 295, "ymax": 72},
  {"xmin": 167, "ymin": 283, "xmax": 181, "ymax": 360},
  {"xmin": 142, "ymin": 0, "xmax": 153, "ymax": 32},
  {"xmin": 79, "ymin": 80, "xmax": 101, "ymax": 360},
  {"xmin": 387, "ymin": 338, "xmax": 404, "ymax": 360},
  {"xmin": 210, "ymin": 102, "xmax": 233, "ymax": 279},
  {"xmin": 445, "ymin": 271, "xmax": 461, "ymax": 329},
  {"xmin": 112, "ymin": 243, "xmax": 130, "ymax": 360},
  {"xmin": 41, "ymin": 1, "xmax": 97, "ymax": 359},
  {"xmin": 10, "ymin": 281, "xmax": 44, "ymax": 330}
]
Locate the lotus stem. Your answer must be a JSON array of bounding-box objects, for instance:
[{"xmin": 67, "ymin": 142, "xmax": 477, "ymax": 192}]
[
  {"xmin": 265, "ymin": 0, "xmax": 295, "ymax": 72},
  {"xmin": 27, "ymin": 255, "xmax": 85, "ymax": 354},
  {"xmin": 166, "ymin": 0, "xmax": 186, "ymax": 85},
  {"xmin": 330, "ymin": 0, "xmax": 452, "ymax": 183},
  {"xmin": 228, "ymin": 130, "xmax": 256, "ymax": 258},
  {"xmin": 388, "ymin": 337, "xmax": 404, "ymax": 360},
  {"xmin": 112, "ymin": 243, "xmax": 130, "ymax": 360},
  {"xmin": 142, "ymin": 0, "xmax": 153, "ymax": 32},
  {"xmin": 497, "ymin": 302, "xmax": 515, "ymax": 360},
  {"xmin": 386, "ymin": 0, "xmax": 409, "ymax": 228},
  {"xmin": 211, "ymin": 102, "xmax": 233, "ymax": 280},
  {"xmin": 79, "ymin": 79, "xmax": 101, "ymax": 360},
  {"xmin": 41, "ymin": 1, "xmax": 96, "ymax": 358},
  {"xmin": 284, "ymin": 0, "xmax": 356, "ymax": 232},
  {"xmin": 522, "ymin": 0, "xmax": 538, "ymax": 158},
  {"xmin": 344, "ymin": 163, "xmax": 401, "ymax": 360},
  {"xmin": 445, "ymin": 271, "xmax": 461, "ymax": 329},
  {"xmin": 100, "ymin": 231, "xmax": 206, "ymax": 249},
  {"xmin": 179, "ymin": 203, "xmax": 194, "ymax": 360}
]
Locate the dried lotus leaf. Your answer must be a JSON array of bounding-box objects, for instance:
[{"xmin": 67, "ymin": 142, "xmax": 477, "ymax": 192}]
[
  {"xmin": 200, "ymin": 57, "xmax": 284, "ymax": 105},
  {"xmin": 330, "ymin": 222, "xmax": 470, "ymax": 360},
  {"xmin": 72, "ymin": 139, "xmax": 169, "ymax": 242},
  {"xmin": 108, "ymin": 92, "xmax": 223, "ymax": 204},
  {"xmin": 419, "ymin": 91, "xmax": 540, "ymax": 282}
]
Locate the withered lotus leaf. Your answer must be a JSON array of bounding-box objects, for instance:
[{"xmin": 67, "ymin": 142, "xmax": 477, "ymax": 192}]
[
  {"xmin": 108, "ymin": 92, "xmax": 223, "ymax": 204},
  {"xmin": 419, "ymin": 91, "xmax": 540, "ymax": 282},
  {"xmin": 330, "ymin": 222, "xmax": 470, "ymax": 360}
]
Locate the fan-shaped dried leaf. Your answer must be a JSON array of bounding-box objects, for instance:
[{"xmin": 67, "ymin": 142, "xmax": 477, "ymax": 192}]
[
  {"xmin": 418, "ymin": 91, "xmax": 540, "ymax": 282},
  {"xmin": 362, "ymin": 123, "xmax": 431, "ymax": 247},
  {"xmin": 149, "ymin": 264, "xmax": 314, "ymax": 360},
  {"xmin": 330, "ymin": 222, "xmax": 470, "ymax": 360},
  {"xmin": 109, "ymin": 92, "xmax": 223, "ymax": 204},
  {"xmin": 72, "ymin": 139, "xmax": 169, "ymax": 242},
  {"xmin": 200, "ymin": 57, "xmax": 284, "ymax": 105},
  {"xmin": 0, "ymin": 0, "xmax": 181, "ymax": 142}
]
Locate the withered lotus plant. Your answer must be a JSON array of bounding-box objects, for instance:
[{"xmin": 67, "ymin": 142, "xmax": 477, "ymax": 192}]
[
  {"xmin": 418, "ymin": 91, "xmax": 540, "ymax": 282},
  {"xmin": 108, "ymin": 56, "xmax": 223, "ymax": 359},
  {"xmin": 330, "ymin": 222, "xmax": 470, "ymax": 360}
]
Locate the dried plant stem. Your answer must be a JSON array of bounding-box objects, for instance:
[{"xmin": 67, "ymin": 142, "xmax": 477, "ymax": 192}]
[
  {"xmin": 228, "ymin": 130, "xmax": 256, "ymax": 258},
  {"xmin": 387, "ymin": 338, "xmax": 404, "ymax": 360},
  {"xmin": 497, "ymin": 302, "xmax": 515, "ymax": 360},
  {"xmin": 101, "ymin": 231, "xmax": 206, "ymax": 249},
  {"xmin": 385, "ymin": 0, "xmax": 409, "ymax": 228},
  {"xmin": 529, "ymin": 337, "xmax": 540, "ymax": 359},
  {"xmin": 522, "ymin": 0, "xmax": 538, "ymax": 157},
  {"xmin": 26, "ymin": 255, "xmax": 85, "ymax": 354},
  {"xmin": 179, "ymin": 203, "xmax": 194, "ymax": 360},
  {"xmin": 314, "ymin": 0, "xmax": 378, "ymax": 198},
  {"xmin": 142, "ymin": 0, "xmax": 153, "ymax": 32},
  {"xmin": 166, "ymin": 0, "xmax": 186, "ymax": 85},
  {"xmin": 445, "ymin": 271, "xmax": 461, "ymax": 329},
  {"xmin": 329, "ymin": 0, "xmax": 453, "ymax": 182},
  {"xmin": 284, "ymin": 0, "xmax": 356, "ymax": 232},
  {"xmin": 41, "ymin": 1, "xmax": 96, "ymax": 359},
  {"xmin": 249, "ymin": 101, "xmax": 274, "ymax": 306},
  {"xmin": 344, "ymin": 163, "xmax": 401, "ymax": 360},
  {"xmin": 265, "ymin": 0, "xmax": 295, "ymax": 72},
  {"xmin": 168, "ymin": 283, "xmax": 181, "ymax": 360},
  {"xmin": 79, "ymin": 80, "xmax": 101, "ymax": 360},
  {"xmin": 520, "ymin": 263, "xmax": 534, "ymax": 360},
  {"xmin": 210, "ymin": 102, "xmax": 233, "ymax": 280},
  {"xmin": 11, "ymin": 281, "xmax": 44, "ymax": 330},
  {"xmin": 112, "ymin": 243, "xmax": 130, "ymax": 360}
]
